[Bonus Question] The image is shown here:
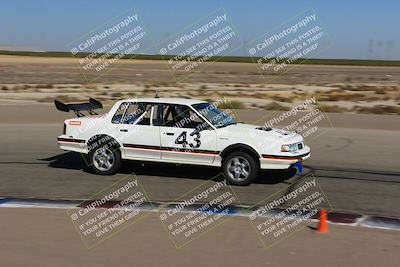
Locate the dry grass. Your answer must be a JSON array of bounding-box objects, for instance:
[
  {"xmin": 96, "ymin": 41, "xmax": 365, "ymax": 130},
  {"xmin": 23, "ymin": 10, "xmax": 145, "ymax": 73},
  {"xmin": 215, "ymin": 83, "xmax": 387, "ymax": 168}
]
[
  {"xmin": 84, "ymin": 83, "xmax": 98, "ymax": 89},
  {"xmin": 2, "ymin": 80, "xmax": 399, "ymax": 115},
  {"xmin": 219, "ymin": 101, "xmax": 246, "ymax": 109},
  {"xmin": 38, "ymin": 94, "xmax": 82, "ymax": 103},
  {"xmin": 353, "ymin": 105, "xmax": 400, "ymax": 114},
  {"xmin": 318, "ymin": 104, "xmax": 348, "ymax": 113},
  {"xmin": 262, "ymin": 102, "xmax": 291, "ymax": 111}
]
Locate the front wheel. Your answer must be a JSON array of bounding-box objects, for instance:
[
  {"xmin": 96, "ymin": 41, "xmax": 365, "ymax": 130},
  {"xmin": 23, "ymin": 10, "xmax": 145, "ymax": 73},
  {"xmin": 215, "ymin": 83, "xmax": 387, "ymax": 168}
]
[
  {"xmin": 222, "ymin": 151, "xmax": 258, "ymax": 186},
  {"xmin": 89, "ymin": 146, "xmax": 121, "ymax": 175}
]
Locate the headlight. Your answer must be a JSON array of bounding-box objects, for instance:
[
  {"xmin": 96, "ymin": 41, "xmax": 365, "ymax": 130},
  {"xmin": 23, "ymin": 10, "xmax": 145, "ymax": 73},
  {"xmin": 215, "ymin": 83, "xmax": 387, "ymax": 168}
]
[{"xmin": 281, "ymin": 143, "xmax": 299, "ymax": 152}]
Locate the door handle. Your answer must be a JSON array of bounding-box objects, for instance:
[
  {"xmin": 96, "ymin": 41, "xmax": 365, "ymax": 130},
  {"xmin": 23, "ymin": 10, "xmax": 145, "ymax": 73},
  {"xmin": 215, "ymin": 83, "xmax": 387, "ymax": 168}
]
[
  {"xmin": 120, "ymin": 129, "xmax": 128, "ymax": 132},
  {"xmin": 164, "ymin": 132, "xmax": 174, "ymax": 136}
]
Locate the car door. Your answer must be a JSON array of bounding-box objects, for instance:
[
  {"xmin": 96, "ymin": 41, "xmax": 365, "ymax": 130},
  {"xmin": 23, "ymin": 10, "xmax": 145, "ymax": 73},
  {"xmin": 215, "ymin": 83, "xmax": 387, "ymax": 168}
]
[
  {"xmin": 112, "ymin": 102, "xmax": 161, "ymax": 160},
  {"xmin": 159, "ymin": 104, "xmax": 217, "ymax": 164}
]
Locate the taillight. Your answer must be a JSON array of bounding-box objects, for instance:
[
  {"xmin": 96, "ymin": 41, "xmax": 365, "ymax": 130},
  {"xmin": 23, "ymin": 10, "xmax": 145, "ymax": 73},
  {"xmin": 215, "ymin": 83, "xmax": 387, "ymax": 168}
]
[{"xmin": 63, "ymin": 123, "xmax": 66, "ymax": 134}]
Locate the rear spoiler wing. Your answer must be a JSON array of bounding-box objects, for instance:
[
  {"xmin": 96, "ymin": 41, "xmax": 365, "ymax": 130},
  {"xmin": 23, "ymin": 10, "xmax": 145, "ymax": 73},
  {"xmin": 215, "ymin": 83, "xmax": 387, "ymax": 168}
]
[{"xmin": 54, "ymin": 98, "xmax": 103, "ymax": 117}]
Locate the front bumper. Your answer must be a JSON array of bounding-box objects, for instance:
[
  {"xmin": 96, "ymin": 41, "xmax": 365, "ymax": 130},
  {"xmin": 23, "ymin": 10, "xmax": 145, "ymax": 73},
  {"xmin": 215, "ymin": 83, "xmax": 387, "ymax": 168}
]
[{"xmin": 259, "ymin": 147, "xmax": 311, "ymax": 170}]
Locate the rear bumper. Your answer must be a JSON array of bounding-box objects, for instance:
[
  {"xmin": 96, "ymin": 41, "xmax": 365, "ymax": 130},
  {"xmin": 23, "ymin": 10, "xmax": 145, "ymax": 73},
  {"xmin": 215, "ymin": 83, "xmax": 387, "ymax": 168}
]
[{"xmin": 57, "ymin": 136, "xmax": 88, "ymax": 153}]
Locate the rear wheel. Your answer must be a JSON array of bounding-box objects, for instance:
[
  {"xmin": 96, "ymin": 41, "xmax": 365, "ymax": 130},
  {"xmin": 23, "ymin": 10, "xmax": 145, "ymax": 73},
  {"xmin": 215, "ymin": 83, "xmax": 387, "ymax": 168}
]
[
  {"xmin": 222, "ymin": 151, "xmax": 258, "ymax": 186},
  {"xmin": 89, "ymin": 144, "xmax": 121, "ymax": 175}
]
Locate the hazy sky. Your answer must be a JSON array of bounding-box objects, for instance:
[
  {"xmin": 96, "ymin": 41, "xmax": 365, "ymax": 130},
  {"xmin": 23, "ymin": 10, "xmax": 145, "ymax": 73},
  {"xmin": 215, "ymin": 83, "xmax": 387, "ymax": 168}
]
[{"xmin": 0, "ymin": 0, "xmax": 399, "ymax": 60}]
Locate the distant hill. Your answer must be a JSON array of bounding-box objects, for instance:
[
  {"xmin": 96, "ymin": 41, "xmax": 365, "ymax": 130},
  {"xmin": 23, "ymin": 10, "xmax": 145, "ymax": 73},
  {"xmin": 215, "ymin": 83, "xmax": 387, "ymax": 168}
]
[
  {"xmin": 0, "ymin": 49, "xmax": 399, "ymax": 66},
  {"xmin": 0, "ymin": 45, "xmax": 45, "ymax": 52}
]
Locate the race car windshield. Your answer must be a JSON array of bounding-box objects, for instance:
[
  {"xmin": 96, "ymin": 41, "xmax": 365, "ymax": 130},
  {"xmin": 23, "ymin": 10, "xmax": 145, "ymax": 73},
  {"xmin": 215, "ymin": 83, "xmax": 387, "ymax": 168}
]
[{"xmin": 192, "ymin": 103, "xmax": 236, "ymax": 128}]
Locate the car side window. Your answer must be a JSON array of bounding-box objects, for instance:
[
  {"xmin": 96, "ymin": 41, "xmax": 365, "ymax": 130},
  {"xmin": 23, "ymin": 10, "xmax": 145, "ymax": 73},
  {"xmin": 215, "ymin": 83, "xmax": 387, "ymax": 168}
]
[
  {"xmin": 162, "ymin": 104, "xmax": 206, "ymax": 128},
  {"xmin": 152, "ymin": 104, "xmax": 163, "ymax": 126},
  {"xmin": 120, "ymin": 103, "xmax": 145, "ymax": 124},
  {"xmin": 136, "ymin": 104, "xmax": 153, "ymax": 125},
  {"xmin": 111, "ymin": 102, "xmax": 129, "ymax": 124}
]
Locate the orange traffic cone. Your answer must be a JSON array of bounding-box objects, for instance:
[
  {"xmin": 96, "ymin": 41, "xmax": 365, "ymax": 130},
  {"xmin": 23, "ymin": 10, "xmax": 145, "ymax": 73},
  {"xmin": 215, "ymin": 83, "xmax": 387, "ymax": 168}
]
[{"xmin": 317, "ymin": 209, "xmax": 329, "ymax": 233}]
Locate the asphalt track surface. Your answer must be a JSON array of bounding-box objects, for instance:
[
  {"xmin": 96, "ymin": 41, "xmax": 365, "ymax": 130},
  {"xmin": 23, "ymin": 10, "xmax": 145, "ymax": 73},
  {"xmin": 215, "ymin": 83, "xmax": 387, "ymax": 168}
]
[
  {"xmin": 0, "ymin": 108, "xmax": 399, "ymax": 218},
  {"xmin": 1, "ymin": 208, "xmax": 399, "ymax": 267}
]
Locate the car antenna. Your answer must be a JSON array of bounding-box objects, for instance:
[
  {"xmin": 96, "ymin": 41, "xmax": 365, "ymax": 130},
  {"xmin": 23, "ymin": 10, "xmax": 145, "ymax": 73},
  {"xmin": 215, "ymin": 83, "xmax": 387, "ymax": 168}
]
[{"xmin": 155, "ymin": 91, "xmax": 160, "ymax": 98}]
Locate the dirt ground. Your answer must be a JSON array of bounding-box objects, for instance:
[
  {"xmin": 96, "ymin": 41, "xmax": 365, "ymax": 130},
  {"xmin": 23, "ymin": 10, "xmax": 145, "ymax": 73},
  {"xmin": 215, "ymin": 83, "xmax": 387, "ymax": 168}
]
[{"xmin": 1, "ymin": 55, "xmax": 399, "ymax": 114}]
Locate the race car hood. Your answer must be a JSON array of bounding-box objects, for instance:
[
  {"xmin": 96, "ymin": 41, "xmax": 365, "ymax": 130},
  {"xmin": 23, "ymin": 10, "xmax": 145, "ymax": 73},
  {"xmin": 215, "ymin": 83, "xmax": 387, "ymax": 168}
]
[{"xmin": 216, "ymin": 123, "xmax": 303, "ymax": 143}]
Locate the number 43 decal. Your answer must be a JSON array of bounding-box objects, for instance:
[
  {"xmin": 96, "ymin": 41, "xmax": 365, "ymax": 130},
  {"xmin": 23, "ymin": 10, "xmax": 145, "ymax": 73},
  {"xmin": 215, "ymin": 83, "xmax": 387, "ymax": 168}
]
[{"xmin": 175, "ymin": 131, "xmax": 201, "ymax": 148}]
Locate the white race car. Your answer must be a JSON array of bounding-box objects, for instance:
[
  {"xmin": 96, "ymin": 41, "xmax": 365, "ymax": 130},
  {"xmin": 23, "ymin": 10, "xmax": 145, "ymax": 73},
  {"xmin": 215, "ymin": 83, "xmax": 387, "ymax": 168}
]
[{"xmin": 55, "ymin": 97, "xmax": 310, "ymax": 185}]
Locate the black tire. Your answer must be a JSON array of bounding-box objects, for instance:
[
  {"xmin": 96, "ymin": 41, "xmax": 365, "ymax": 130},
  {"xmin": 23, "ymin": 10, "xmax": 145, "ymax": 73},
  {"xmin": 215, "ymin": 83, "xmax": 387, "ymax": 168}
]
[
  {"xmin": 88, "ymin": 137, "xmax": 121, "ymax": 175},
  {"xmin": 222, "ymin": 151, "xmax": 258, "ymax": 186}
]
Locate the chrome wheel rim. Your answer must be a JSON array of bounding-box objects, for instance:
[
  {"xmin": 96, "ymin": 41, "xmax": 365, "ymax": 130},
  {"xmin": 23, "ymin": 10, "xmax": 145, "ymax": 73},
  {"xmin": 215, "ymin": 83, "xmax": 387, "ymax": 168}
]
[
  {"xmin": 93, "ymin": 147, "xmax": 115, "ymax": 171},
  {"xmin": 226, "ymin": 156, "xmax": 251, "ymax": 181}
]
